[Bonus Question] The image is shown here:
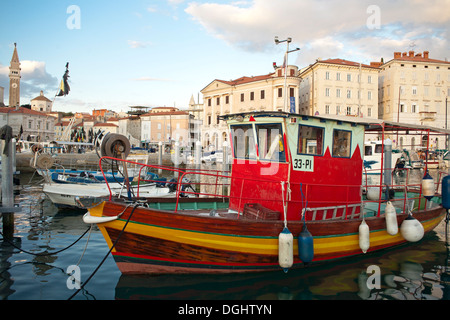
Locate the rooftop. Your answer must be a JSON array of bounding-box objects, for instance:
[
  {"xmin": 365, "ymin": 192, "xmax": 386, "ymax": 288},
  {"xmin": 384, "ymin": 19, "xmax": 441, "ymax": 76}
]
[{"xmin": 390, "ymin": 51, "xmax": 450, "ymax": 65}]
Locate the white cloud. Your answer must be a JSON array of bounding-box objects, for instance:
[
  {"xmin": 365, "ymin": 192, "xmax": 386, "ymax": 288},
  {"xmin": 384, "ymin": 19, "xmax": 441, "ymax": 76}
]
[
  {"xmin": 185, "ymin": 0, "xmax": 450, "ymax": 64},
  {"xmin": 128, "ymin": 40, "xmax": 151, "ymax": 49}
]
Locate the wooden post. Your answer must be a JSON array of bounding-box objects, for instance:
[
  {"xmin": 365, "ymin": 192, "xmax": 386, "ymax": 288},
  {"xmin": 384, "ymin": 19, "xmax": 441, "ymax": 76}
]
[{"xmin": 1, "ymin": 130, "xmax": 16, "ymax": 240}]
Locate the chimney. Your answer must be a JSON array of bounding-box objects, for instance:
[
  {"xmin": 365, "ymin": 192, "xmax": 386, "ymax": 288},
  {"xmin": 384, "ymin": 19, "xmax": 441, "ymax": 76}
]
[
  {"xmin": 409, "ymin": 51, "xmax": 414, "ymax": 57},
  {"xmin": 394, "ymin": 52, "xmax": 401, "ymax": 59},
  {"xmin": 423, "ymin": 51, "xmax": 429, "ymax": 59},
  {"xmin": 402, "ymin": 52, "xmax": 407, "ymax": 57}
]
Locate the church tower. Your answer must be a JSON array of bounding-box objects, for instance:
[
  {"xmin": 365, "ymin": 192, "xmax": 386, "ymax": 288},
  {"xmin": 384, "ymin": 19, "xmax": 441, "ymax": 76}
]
[{"xmin": 9, "ymin": 43, "xmax": 21, "ymax": 107}]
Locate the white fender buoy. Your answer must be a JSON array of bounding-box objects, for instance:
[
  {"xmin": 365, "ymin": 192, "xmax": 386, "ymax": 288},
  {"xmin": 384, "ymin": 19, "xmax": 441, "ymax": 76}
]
[
  {"xmin": 366, "ymin": 187, "xmax": 380, "ymax": 201},
  {"xmin": 400, "ymin": 214, "xmax": 424, "ymax": 242},
  {"xmin": 422, "ymin": 171, "xmax": 435, "ymax": 200},
  {"xmin": 358, "ymin": 219, "xmax": 370, "ymax": 253},
  {"xmin": 278, "ymin": 227, "xmax": 294, "ymax": 272},
  {"xmin": 385, "ymin": 201, "xmax": 398, "ymax": 235}
]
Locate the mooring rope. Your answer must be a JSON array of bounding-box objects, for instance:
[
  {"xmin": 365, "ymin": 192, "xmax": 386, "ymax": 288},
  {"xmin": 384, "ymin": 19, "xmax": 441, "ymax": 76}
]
[
  {"xmin": 0, "ymin": 226, "xmax": 91, "ymax": 256},
  {"xmin": 68, "ymin": 202, "xmax": 140, "ymax": 300}
]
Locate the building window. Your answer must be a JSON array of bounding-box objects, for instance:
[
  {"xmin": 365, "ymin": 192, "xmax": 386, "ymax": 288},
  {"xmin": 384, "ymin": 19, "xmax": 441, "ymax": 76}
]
[
  {"xmin": 400, "ymin": 103, "xmax": 406, "ymax": 113},
  {"xmin": 336, "ymin": 89, "xmax": 341, "ymax": 98},
  {"xmin": 216, "ymin": 97, "xmax": 220, "ymax": 105},
  {"xmin": 250, "ymin": 92, "xmax": 254, "ymax": 101},
  {"xmin": 411, "ymin": 104, "xmax": 417, "ymax": 113},
  {"xmin": 298, "ymin": 125, "xmax": 324, "ymax": 156},
  {"xmin": 290, "ymin": 87, "xmax": 294, "ymax": 97},
  {"xmin": 325, "ymin": 88, "xmax": 330, "ymax": 97},
  {"xmin": 368, "ymin": 107, "xmax": 372, "ymax": 117},
  {"xmin": 412, "ymin": 87, "xmax": 417, "ymax": 95},
  {"xmin": 261, "ymin": 90, "xmax": 265, "ymax": 99},
  {"xmin": 325, "ymin": 105, "xmax": 330, "ymax": 114},
  {"xmin": 368, "ymin": 91, "xmax": 372, "ymax": 100},
  {"xmin": 240, "ymin": 93, "xmax": 244, "ymax": 102},
  {"xmin": 278, "ymin": 88, "xmax": 283, "ymax": 98},
  {"xmin": 368, "ymin": 75, "xmax": 372, "ymax": 84},
  {"xmin": 347, "ymin": 90, "xmax": 351, "ymax": 99},
  {"xmin": 346, "ymin": 106, "xmax": 351, "ymax": 115},
  {"xmin": 325, "ymin": 71, "xmax": 330, "ymax": 80},
  {"xmin": 226, "ymin": 96, "xmax": 229, "ymax": 104},
  {"xmin": 336, "ymin": 105, "xmax": 341, "ymax": 115},
  {"xmin": 332, "ymin": 129, "xmax": 351, "ymax": 158},
  {"xmin": 347, "ymin": 74, "xmax": 351, "ymax": 82},
  {"xmin": 208, "ymin": 115, "xmax": 211, "ymax": 125},
  {"xmin": 208, "ymin": 98, "xmax": 211, "ymax": 107},
  {"xmin": 336, "ymin": 73, "xmax": 341, "ymax": 81}
]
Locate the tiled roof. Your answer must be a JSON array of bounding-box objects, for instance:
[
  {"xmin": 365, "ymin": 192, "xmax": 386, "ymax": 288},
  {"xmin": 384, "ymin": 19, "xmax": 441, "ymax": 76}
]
[
  {"xmin": 319, "ymin": 59, "xmax": 376, "ymax": 69},
  {"xmin": 141, "ymin": 111, "xmax": 189, "ymax": 116},
  {"xmin": 217, "ymin": 74, "xmax": 275, "ymax": 86},
  {"xmin": 93, "ymin": 122, "xmax": 118, "ymax": 127},
  {"xmin": 31, "ymin": 95, "xmax": 52, "ymax": 102},
  {"xmin": 0, "ymin": 106, "xmax": 49, "ymax": 117}
]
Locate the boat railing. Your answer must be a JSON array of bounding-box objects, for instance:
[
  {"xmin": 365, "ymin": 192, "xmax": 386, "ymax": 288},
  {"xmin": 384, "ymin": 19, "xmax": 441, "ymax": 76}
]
[{"xmin": 99, "ymin": 156, "xmax": 444, "ymax": 222}]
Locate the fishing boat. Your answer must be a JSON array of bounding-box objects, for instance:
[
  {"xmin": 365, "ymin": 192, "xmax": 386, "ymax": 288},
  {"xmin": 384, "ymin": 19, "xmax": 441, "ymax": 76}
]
[{"xmin": 83, "ymin": 112, "xmax": 450, "ymax": 274}]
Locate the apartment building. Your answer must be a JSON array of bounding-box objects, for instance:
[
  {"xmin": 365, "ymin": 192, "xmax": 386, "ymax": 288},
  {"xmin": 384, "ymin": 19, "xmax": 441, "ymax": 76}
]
[
  {"xmin": 140, "ymin": 107, "xmax": 194, "ymax": 149},
  {"xmin": 200, "ymin": 65, "xmax": 300, "ymax": 149},
  {"xmin": 378, "ymin": 50, "xmax": 450, "ymax": 149},
  {"xmin": 299, "ymin": 59, "xmax": 380, "ymax": 119}
]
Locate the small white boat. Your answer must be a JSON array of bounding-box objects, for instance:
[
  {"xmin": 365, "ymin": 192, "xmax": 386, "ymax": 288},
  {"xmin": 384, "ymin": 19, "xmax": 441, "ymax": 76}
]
[{"xmin": 42, "ymin": 179, "xmax": 185, "ymax": 209}]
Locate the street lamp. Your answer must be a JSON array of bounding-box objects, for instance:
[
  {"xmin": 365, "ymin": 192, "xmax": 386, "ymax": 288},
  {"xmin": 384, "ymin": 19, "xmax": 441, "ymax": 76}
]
[{"xmin": 274, "ymin": 36, "xmax": 300, "ymax": 113}]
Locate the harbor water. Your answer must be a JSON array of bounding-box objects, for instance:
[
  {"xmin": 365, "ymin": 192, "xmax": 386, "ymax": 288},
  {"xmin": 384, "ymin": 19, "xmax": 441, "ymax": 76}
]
[{"xmin": 1, "ymin": 170, "xmax": 450, "ymax": 300}]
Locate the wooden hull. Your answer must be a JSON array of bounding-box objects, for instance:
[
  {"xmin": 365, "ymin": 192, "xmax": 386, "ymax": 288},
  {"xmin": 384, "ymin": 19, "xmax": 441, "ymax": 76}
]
[{"xmin": 87, "ymin": 199, "xmax": 446, "ymax": 274}]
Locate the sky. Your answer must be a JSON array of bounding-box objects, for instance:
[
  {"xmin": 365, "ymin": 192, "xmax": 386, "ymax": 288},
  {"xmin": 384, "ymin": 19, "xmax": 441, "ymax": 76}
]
[{"xmin": 0, "ymin": 0, "xmax": 449, "ymax": 114}]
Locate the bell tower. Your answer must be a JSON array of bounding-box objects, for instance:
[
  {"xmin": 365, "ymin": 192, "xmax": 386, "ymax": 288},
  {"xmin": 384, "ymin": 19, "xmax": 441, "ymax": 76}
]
[{"xmin": 9, "ymin": 43, "xmax": 21, "ymax": 107}]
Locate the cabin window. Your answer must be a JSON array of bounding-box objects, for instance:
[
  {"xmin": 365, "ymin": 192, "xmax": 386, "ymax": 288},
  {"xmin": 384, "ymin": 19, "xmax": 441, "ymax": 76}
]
[
  {"xmin": 332, "ymin": 129, "xmax": 351, "ymax": 158},
  {"xmin": 256, "ymin": 123, "xmax": 286, "ymax": 162},
  {"xmin": 364, "ymin": 146, "xmax": 372, "ymax": 156},
  {"xmin": 297, "ymin": 125, "xmax": 324, "ymax": 156},
  {"xmin": 231, "ymin": 124, "xmax": 256, "ymax": 160}
]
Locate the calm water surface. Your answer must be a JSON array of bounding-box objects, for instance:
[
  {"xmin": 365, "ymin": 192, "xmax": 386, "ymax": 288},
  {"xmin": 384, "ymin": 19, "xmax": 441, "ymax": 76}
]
[{"xmin": 0, "ymin": 171, "xmax": 449, "ymax": 300}]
